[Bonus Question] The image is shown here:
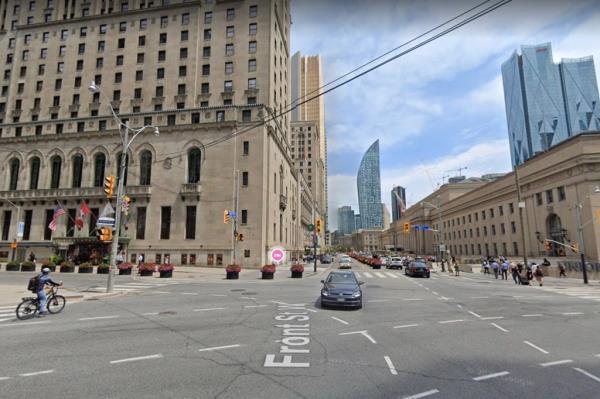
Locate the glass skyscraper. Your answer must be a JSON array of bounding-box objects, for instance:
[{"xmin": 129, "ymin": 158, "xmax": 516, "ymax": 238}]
[
  {"xmin": 357, "ymin": 140, "xmax": 383, "ymax": 229},
  {"xmin": 502, "ymin": 43, "xmax": 600, "ymax": 166},
  {"xmin": 337, "ymin": 206, "xmax": 356, "ymax": 235}
]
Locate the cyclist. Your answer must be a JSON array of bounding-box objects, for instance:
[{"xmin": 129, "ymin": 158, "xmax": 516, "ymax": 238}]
[{"xmin": 36, "ymin": 268, "xmax": 62, "ymax": 316}]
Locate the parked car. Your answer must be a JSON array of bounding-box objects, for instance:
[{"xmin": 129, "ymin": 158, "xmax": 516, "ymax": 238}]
[
  {"xmin": 320, "ymin": 271, "xmax": 363, "ymax": 309},
  {"xmin": 380, "ymin": 257, "xmax": 389, "ymax": 266},
  {"xmin": 321, "ymin": 255, "xmax": 332, "ymax": 264},
  {"xmin": 387, "ymin": 257, "xmax": 404, "ymax": 270},
  {"xmin": 404, "ymin": 261, "xmax": 431, "ymax": 278}
]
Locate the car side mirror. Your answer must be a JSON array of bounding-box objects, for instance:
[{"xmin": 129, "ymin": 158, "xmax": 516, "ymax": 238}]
[
  {"xmin": 358, "ymin": 281, "xmax": 364, "ymax": 285},
  {"xmin": 320, "ymin": 280, "xmax": 325, "ymax": 284}
]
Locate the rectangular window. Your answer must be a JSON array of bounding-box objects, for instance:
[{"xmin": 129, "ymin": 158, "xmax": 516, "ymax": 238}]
[
  {"xmin": 489, "ymin": 208, "xmax": 494, "ymax": 218},
  {"xmin": 100, "ymin": 24, "xmax": 107, "ymax": 34},
  {"xmin": 216, "ymin": 254, "xmax": 223, "ymax": 265},
  {"xmin": 248, "ymin": 41, "xmax": 257, "ymax": 53},
  {"xmin": 249, "ymin": 23, "xmax": 257, "ymax": 35},
  {"xmin": 118, "ymin": 38, "xmax": 125, "ymax": 49},
  {"xmin": 138, "ymin": 36, "xmax": 146, "ymax": 46},
  {"xmin": 201, "ymin": 64, "xmax": 210, "ymax": 76},
  {"xmin": 204, "ymin": 11, "xmax": 212, "ymax": 23},
  {"xmin": 157, "ymin": 68, "xmax": 165, "ymax": 79},
  {"xmin": 181, "ymin": 254, "xmax": 187, "ymax": 265},
  {"xmin": 140, "ymin": 19, "xmax": 147, "ymax": 30},
  {"xmin": 224, "ymin": 81, "xmax": 233, "ymax": 92},
  {"xmin": 226, "ymin": 8, "xmax": 235, "ymax": 20},
  {"xmin": 558, "ymin": 186, "xmax": 566, "ymax": 201},
  {"xmin": 23, "ymin": 210, "xmax": 33, "ymax": 241},
  {"xmin": 203, "ymin": 46, "xmax": 211, "ymax": 57},
  {"xmin": 137, "ymin": 53, "xmax": 144, "ymax": 63},
  {"xmin": 179, "ymin": 66, "xmax": 187, "ymax": 77},
  {"xmin": 498, "ymin": 205, "xmax": 503, "ymax": 216},
  {"xmin": 136, "ymin": 70, "xmax": 143, "ymax": 81},
  {"xmin": 185, "ymin": 206, "xmax": 196, "ymax": 239},
  {"xmin": 160, "ymin": 15, "xmax": 168, "ymax": 28},
  {"xmin": 119, "ymin": 21, "xmax": 127, "ymax": 32},
  {"xmin": 248, "ymin": 59, "xmax": 256, "ymax": 72},
  {"xmin": 225, "ymin": 62, "xmax": 233, "ymax": 74},
  {"xmin": 511, "ymin": 221, "xmax": 516, "ymax": 233},
  {"xmin": 244, "ymin": 250, "xmax": 250, "ymax": 258},
  {"xmin": 115, "ymin": 72, "xmax": 122, "ymax": 83},
  {"xmin": 207, "ymin": 254, "xmax": 214, "ymax": 266},
  {"xmin": 181, "ymin": 30, "xmax": 189, "ymax": 41},
  {"xmin": 242, "ymin": 109, "xmax": 251, "ymax": 122},
  {"xmin": 2, "ymin": 210, "xmax": 11, "ymax": 241},
  {"xmin": 44, "ymin": 209, "xmax": 53, "ymax": 240},
  {"xmin": 241, "ymin": 209, "xmax": 248, "ymax": 224},
  {"xmin": 226, "ymin": 26, "xmax": 234, "ymax": 37},
  {"xmin": 201, "ymin": 83, "xmax": 209, "ymax": 94},
  {"xmin": 181, "ymin": 13, "xmax": 189, "ymax": 25},
  {"xmin": 242, "ymin": 171, "xmax": 249, "ymax": 186},
  {"xmin": 225, "ymin": 43, "xmax": 234, "ymax": 56},
  {"xmin": 158, "ymin": 50, "xmax": 166, "ymax": 61},
  {"xmin": 509, "ymin": 202, "xmax": 514, "ymax": 214},
  {"xmin": 160, "ymin": 207, "xmax": 171, "ymax": 239},
  {"xmin": 66, "ymin": 209, "xmax": 76, "ymax": 237},
  {"xmin": 180, "ymin": 48, "xmax": 188, "ymax": 59},
  {"xmin": 204, "ymin": 29, "xmax": 212, "ymax": 40},
  {"xmin": 513, "ymin": 242, "xmax": 519, "ymax": 256},
  {"xmin": 136, "ymin": 207, "xmax": 146, "ymax": 239},
  {"xmin": 536, "ymin": 192, "xmax": 543, "ymax": 206},
  {"xmin": 546, "ymin": 189, "xmax": 553, "ymax": 204},
  {"xmin": 248, "ymin": 78, "xmax": 257, "ymax": 89},
  {"xmin": 249, "ymin": 5, "xmax": 258, "ymax": 17},
  {"xmin": 178, "ymin": 84, "xmax": 186, "ymax": 95},
  {"xmin": 243, "ymin": 141, "xmax": 249, "ymax": 155},
  {"xmin": 500, "ymin": 223, "xmax": 505, "ymax": 234}
]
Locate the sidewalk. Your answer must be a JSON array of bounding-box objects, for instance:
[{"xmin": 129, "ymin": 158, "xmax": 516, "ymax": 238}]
[{"xmin": 0, "ymin": 284, "xmax": 124, "ymax": 307}]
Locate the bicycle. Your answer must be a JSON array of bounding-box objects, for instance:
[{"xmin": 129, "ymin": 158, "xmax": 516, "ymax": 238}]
[{"xmin": 16, "ymin": 286, "xmax": 66, "ymax": 320}]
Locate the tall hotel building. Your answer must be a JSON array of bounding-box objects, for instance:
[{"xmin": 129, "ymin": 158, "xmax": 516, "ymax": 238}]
[
  {"xmin": 0, "ymin": 0, "xmax": 304, "ymax": 267},
  {"xmin": 356, "ymin": 139, "xmax": 382, "ymax": 229}
]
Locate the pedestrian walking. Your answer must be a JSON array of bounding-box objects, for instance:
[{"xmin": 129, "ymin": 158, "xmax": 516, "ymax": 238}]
[
  {"xmin": 28, "ymin": 251, "xmax": 37, "ymax": 266},
  {"xmin": 559, "ymin": 263, "xmax": 567, "ymax": 277},
  {"xmin": 454, "ymin": 262, "xmax": 460, "ymax": 276},
  {"xmin": 510, "ymin": 263, "xmax": 520, "ymax": 284},
  {"xmin": 483, "ymin": 260, "xmax": 490, "ymax": 275},
  {"xmin": 491, "ymin": 260, "xmax": 499, "ymax": 279},
  {"xmin": 501, "ymin": 261, "xmax": 509, "ymax": 280},
  {"xmin": 534, "ymin": 266, "xmax": 544, "ymax": 286}
]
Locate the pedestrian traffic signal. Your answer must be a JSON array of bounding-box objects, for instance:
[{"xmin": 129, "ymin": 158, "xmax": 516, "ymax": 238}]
[
  {"xmin": 403, "ymin": 222, "xmax": 410, "ymax": 233},
  {"xmin": 316, "ymin": 219, "xmax": 322, "ymax": 233},
  {"xmin": 99, "ymin": 227, "xmax": 113, "ymax": 241},
  {"xmin": 104, "ymin": 175, "xmax": 116, "ymax": 198},
  {"xmin": 238, "ymin": 233, "xmax": 244, "ymax": 241},
  {"xmin": 224, "ymin": 210, "xmax": 230, "ymax": 224}
]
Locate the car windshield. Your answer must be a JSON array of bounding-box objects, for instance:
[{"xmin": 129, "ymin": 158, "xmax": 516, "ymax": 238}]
[
  {"xmin": 326, "ymin": 273, "xmax": 357, "ymax": 284},
  {"xmin": 410, "ymin": 262, "xmax": 427, "ymax": 268}
]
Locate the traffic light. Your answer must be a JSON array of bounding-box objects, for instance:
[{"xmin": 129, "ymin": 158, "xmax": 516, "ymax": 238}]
[
  {"xmin": 121, "ymin": 195, "xmax": 131, "ymax": 215},
  {"xmin": 104, "ymin": 175, "xmax": 116, "ymax": 198},
  {"xmin": 99, "ymin": 227, "xmax": 113, "ymax": 241},
  {"xmin": 316, "ymin": 219, "xmax": 322, "ymax": 233},
  {"xmin": 224, "ymin": 210, "xmax": 230, "ymax": 224},
  {"xmin": 403, "ymin": 222, "xmax": 410, "ymax": 233},
  {"xmin": 238, "ymin": 233, "xmax": 244, "ymax": 241},
  {"xmin": 544, "ymin": 240, "xmax": 552, "ymax": 252}
]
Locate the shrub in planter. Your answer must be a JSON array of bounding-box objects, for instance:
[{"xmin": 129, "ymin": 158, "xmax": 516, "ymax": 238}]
[
  {"xmin": 20, "ymin": 261, "xmax": 36, "ymax": 272},
  {"xmin": 139, "ymin": 262, "xmax": 156, "ymax": 276},
  {"xmin": 290, "ymin": 264, "xmax": 304, "ymax": 279},
  {"xmin": 261, "ymin": 264, "xmax": 276, "ymax": 279},
  {"xmin": 118, "ymin": 262, "xmax": 133, "ymax": 275},
  {"xmin": 6, "ymin": 261, "xmax": 20, "ymax": 271},
  {"xmin": 158, "ymin": 263, "xmax": 174, "ymax": 278},
  {"xmin": 96, "ymin": 264, "xmax": 110, "ymax": 274},
  {"xmin": 226, "ymin": 264, "xmax": 241, "ymax": 279},
  {"xmin": 78, "ymin": 262, "xmax": 93, "ymax": 274},
  {"xmin": 41, "ymin": 261, "xmax": 56, "ymax": 272},
  {"xmin": 60, "ymin": 261, "xmax": 75, "ymax": 273}
]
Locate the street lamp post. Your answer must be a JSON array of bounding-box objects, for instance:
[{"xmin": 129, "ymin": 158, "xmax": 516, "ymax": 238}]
[
  {"xmin": 89, "ymin": 82, "xmax": 159, "ymax": 293},
  {"xmin": 422, "ymin": 197, "xmax": 445, "ymax": 269},
  {"xmin": 573, "ymin": 186, "xmax": 600, "ymax": 285},
  {"xmin": 1, "ymin": 199, "xmax": 21, "ymax": 261}
]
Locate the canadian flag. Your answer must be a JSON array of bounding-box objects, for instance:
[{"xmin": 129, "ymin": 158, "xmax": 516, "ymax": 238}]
[{"xmin": 75, "ymin": 201, "xmax": 91, "ymax": 230}]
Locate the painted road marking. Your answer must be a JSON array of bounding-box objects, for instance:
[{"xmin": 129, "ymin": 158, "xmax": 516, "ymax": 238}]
[
  {"xmin": 110, "ymin": 354, "xmax": 163, "ymax": 364},
  {"xmin": 394, "ymin": 323, "xmax": 419, "ymax": 329},
  {"xmin": 374, "ymin": 272, "xmax": 386, "ymax": 278},
  {"xmin": 180, "ymin": 292, "xmax": 199, "ymax": 295},
  {"xmin": 481, "ymin": 316, "xmax": 504, "ymax": 320},
  {"xmin": 0, "ymin": 377, "xmax": 10, "ymax": 381},
  {"xmin": 540, "ymin": 360, "xmax": 573, "ymax": 367},
  {"xmin": 403, "ymin": 298, "xmax": 424, "ymax": 301},
  {"xmin": 468, "ymin": 311, "xmax": 482, "ymax": 318},
  {"xmin": 0, "ymin": 306, "xmax": 15, "ymax": 310},
  {"xmin": 198, "ymin": 344, "xmax": 242, "ymax": 352},
  {"xmin": 471, "ymin": 296, "xmax": 489, "ymax": 299},
  {"xmin": 573, "ymin": 368, "xmax": 600, "ymax": 383},
  {"xmin": 524, "ymin": 341, "xmax": 549, "ymax": 354},
  {"xmin": 432, "ymin": 291, "xmax": 439, "ymax": 296},
  {"xmin": 562, "ymin": 312, "xmax": 584, "ymax": 315},
  {"xmin": 438, "ymin": 319, "xmax": 465, "ymax": 324},
  {"xmin": 368, "ymin": 299, "xmax": 389, "ymax": 303},
  {"xmin": 384, "ymin": 356, "xmax": 398, "ymax": 375},
  {"xmin": 0, "ymin": 321, "xmax": 50, "ymax": 328},
  {"xmin": 402, "ymin": 389, "xmax": 440, "ymax": 399},
  {"xmin": 339, "ymin": 330, "xmax": 377, "ymax": 344},
  {"xmin": 211, "ymin": 294, "xmax": 227, "ymax": 297},
  {"xmin": 244, "ymin": 305, "xmax": 267, "ymax": 308},
  {"xmin": 456, "ymin": 305, "xmax": 463, "ymax": 309},
  {"xmin": 363, "ymin": 272, "xmax": 374, "ymax": 278},
  {"xmin": 193, "ymin": 307, "xmax": 226, "ymax": 312},
  {"xmin": 305, "ymin": 308, "xmax": 318, "ymax": 313},
  {"xmin": 490, "ymin": 323, "xmax": 508, "ymax": 332},
  {"xmin": 78, "ymin": 316, "xmax": 119, "ymax": 321},
  {"xmin": 353, "ymin": 272, "xmax": 361, "ymax": 278},
  {"xmin": 384, "ymin": 272, "xmax": 399, "ymax": 278},
  {"xmin": 331, "ymin": 316, "xmax": 349, "ymax": 325},
  {"xmin": 522, "ymin": 314, "xmax": 543, "ymax": 317},
  {"xmin": 473, "ymin": 371, "xmax": 510, "ymax": 381},
  {"xmin": 266, "ymin": 302, "xmax": 311, "ymax": 368},
  {"xmin": 19, "ymin": 369, "xmax": 54, "ymax": 377},
  {"xmin": 0, "ymin": 317, "xmax": 13, "ymax": 322}
]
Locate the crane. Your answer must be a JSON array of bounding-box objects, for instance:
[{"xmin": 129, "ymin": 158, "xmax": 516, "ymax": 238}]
[{"xmin": 446, "ymin": 166, "xmax": 468, "ymax": 177}]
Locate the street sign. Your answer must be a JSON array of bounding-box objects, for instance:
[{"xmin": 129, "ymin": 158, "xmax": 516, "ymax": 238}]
[
  {"xmin": 307, "ymin": 224, "xmax": 314, "ymax": 232},
  {"xmin": 229, "ymin": 211, "xmax": 237, "ymax": 218},
  {"xmin": 17, "ymin": 221, "xmax": 24, "ymax": 239},
  {"xmin": 518, "ymin": 201, "xmax": 526, "ymax": 208},
  {"xmin": 439, "ymin": 244, "xmax": 446, "ymax": 252},
  {"xmin": 96, "ymin": 217, "xmax": 116, "ymax": 227},
  {"xmin": 269, "ymin": 246, "xmax": 286, "ymax": 264},
  {"xmin": 414, "ymin": 225, "xmax": 421, "ymax": 230},
  {"xmin": 422, "ymin": 225, "xmax": 430, "ymax": 230}
]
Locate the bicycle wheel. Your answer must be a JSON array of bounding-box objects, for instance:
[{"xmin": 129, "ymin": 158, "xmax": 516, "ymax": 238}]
[
  {"xmin": 16, "ymin": 299, "xmax": 38, "ymax": 320},
  {"xmin": 47, "ymin": 295, "xmax": 66, "ymax": 314}
]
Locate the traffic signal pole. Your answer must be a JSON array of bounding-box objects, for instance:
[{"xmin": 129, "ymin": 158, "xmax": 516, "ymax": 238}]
[{"xmin": 575, "ymin": 204, "xmax": 589, "ymax": 284}]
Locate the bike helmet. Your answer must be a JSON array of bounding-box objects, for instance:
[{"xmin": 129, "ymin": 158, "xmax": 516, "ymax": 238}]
[{"xmin": 42, "ymin": 267, "xmax": 50, "ymax": 274}]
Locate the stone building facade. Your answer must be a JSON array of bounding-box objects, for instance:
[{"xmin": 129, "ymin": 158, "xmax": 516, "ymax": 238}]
[{"xmin": 0, "ymin": 0, "xmax": 306, "ymax": 267}]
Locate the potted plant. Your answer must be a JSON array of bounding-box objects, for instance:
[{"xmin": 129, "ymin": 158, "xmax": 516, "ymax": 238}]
[
  {"xmin": 139, "ymin": 262, "xmax": 156, "ymax": 277},
  {"xmin": 5, "ymin": 261, "xmax": 20, "ymax": 271},
  {"xmin": 78, "ymin": 262, "xmax": 93, "ymax": 274},
  {"xmin": 261, "ymin": 264, "xmax": 276, "ymax": 280},
  {"xmin": 97, "ymin": 263, "xmax": 109, "ymax": 274},
  {"xmin": 158, "ymin": 263, "xmax": 174, "ymax": 278},
  {"xmin": 118, "ymin": 262, "xmax": 133, "ymax": 275},
  {"xmin": 41, "ymin": 261, "xmax": 56, "ymax": 272},
  {"xmin": 60, "ymin": 261, "xmax": 75, "ymax": 273},
  {"xmin": 290, "ymin": 263, "xmax": 304, "ymax": 278},
  {"xmin": 226, "ymin": 264, "xmax": 241, "ymax": 280},
  {"xmin": 20, "ymin": 261, "xmax": 36, "ymax": 272}
]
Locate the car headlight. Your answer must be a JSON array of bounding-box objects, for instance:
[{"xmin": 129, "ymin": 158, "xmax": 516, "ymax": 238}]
[
  {"xmin": 321, "ymin": 291, "xmax": 330, "ymax": 297},
  {"xmin": 351, "ymin": 291, "xmax": 361, "ymax": 298}
]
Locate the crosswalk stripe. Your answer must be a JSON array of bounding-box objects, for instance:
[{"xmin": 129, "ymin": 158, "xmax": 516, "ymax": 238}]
[
  {"xmin": 374, "ymin": 272, "xmax": 386, "ymax": 278},
  {"xmin": 353, "ymin": 272, "xmax": 361, "ymax": 278},
  {"xmin": 384, "ymin": 272, "xmax": 399, "ymax": 278},
  {"xmin": 363, "ymin": 272, "xmax": 374, "ymax": 278}
]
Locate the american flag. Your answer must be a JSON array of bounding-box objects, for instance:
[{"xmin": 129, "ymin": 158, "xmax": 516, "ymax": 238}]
[{"xmin": 48, "ymin": 207, "xmax": 65, "ymax": 232}]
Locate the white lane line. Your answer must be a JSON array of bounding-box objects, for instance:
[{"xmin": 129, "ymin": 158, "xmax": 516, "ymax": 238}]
[
  {"xmin": 432, "ymin": 291, "xmax": 439, "ymax": 296},
  {"xmin": 524, "ymin": 340, "xmax": 549, "ymax": 354},
  {"xmin": 0, "ymin": 377, "xmax": 10, "ymax": 381},
  {"xmin": 110, "ymin": 354, "xmax": 163, "ymax": 364},
  {"xmin": 0, "ymin": 317, "xmax": 14, "ymax": 322},
  {"xmin": 198, "ymin": 344, "xmax": 242, "ymax": 352},
  {"xmin": 424, "ymin": 287, "xmax": 430, "ymax": 291},
  {"xmin": 562, "ymin": 312, "xmax": 584, "ymax": 315},
  {"xmin": 331, "ymin": 316, "xmax": 349, "ymax": 325},
  {"xmin": 456, "ymin": 304, "xmax": 463, "ymax": 309},
  {"xmin": 19, "ymin": 369, "xmax": 54, "ymax": 377},
  {"xmin": 471, "ymin": 296, "xmax": 489, "ymax": 299},
  {"xmin": 154, "ymin": 291, "xmax": 170, "ymax": 294},
  {"xmin": 363, "ymin": 272, "xmax": 374, "ymax": 278},
  {"xmin": 0, "ymin": 321, "xmax": 50, "ymax": 328},
  {"xmin": 490, "ymin": 323, "xmax": 508, "ymax": 332},
  {"xmin": 384, "ymin": 356, "xmax": 398, "ymax": 375},
  {"xmin": 338, "ymin": 330, "xmax": 377, "ymax": 344},
  {"xmin": 402, "ymin": 389, "xmax": 440, "ymax": 399},
  {"xmin": 193, "ymin": 307, "xmax": 226, "ymax": 312},
  {"xmin": 481, "ymin": 316, "xmax": 504, "ymax": 320},
  {"xmin": 211, "ymin": 294, "xmax": 227, "ymax": 297},
  {"xmin": 368, "ymin": 299, "xmax": 389, "ymax": 303},
  {"xmin": 305, "ymin": 308, "xmax": 318, "ymax": 313},
  {"xmin": 113, "ymin": 288, "xmax": 140, "ymax": 292},
  {"xmin": 468, "ymin": 311, "xmax": 482, "ymax": 318},
  {"xmin": 394, "ymin": 323, "xmax": 419, "ymax": 329},
  {"xmin": 540, "ymin": 359, "xmax": 573, "ymax": 367},
  {"xmin": 180, "ymin": 292, "xmax": 199, "ymax": 295},
  {"xmin": 0, "ymin": 305, "xmax": 15, "ymax": 310},
  {"xmin": 78, "ymin": 315, "xmax": 119, "ymax": 321},
  {"xmin": 141, "ymin": 312, "xmax": 159, "ymax": 316},
  {"xmin": 522, "ymin": 314, "xmax": 543, "ymax": 317},
  {"xmin": 403, "ymin": 298, "xmax": 424, "ymax": 301},
  {"xmin": 473, "ymin": 371, "xmax": 510, "ymax": 381},
  {"xmin": 438, "ymin": 319, "xmax": 465, "ymax": 324},
  {"xmin": 384, "ymin": 272, "xmax": 399, "ymax": 278},
  {"xmin": 374, "ymin": 272, "xmax": 387, "ymax": 278},
  {"xmin": 573, "ymin": 368, "xmax": 600, "ymax": 383},
  {"xmin": 244, "ymin": 305, "xmax": 267, "ymax": 308}
]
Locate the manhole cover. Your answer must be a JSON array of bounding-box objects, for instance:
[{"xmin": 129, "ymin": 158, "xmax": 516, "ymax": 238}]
[
  {"xmin": 243, "ymin": 292, "xmax": 258, "ymax": 295},
  {"xmin": 230, "ymin": 289, "xmax": 245, "ymax": 292},
  {"xmin": 158, "ymin": 311, "xmax": 177, "ymax": 316}
]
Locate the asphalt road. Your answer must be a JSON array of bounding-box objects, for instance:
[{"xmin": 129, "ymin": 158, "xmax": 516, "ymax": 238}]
[{"xmin": 1, "ymin": 258, "xmax": 600, "ymax": 399}]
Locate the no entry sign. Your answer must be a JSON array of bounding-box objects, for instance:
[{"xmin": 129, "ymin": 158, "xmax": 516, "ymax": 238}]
[{"xmin": 269, "ymin": 246, "xmax": 286, "ymax": 264}]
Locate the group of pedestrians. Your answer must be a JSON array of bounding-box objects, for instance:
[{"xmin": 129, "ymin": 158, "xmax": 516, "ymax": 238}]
[
  {"xmin": 481, "ymin": 256, "xmax": 545, "ymax": 286},
  {"xmin": 481, "ymin": 256, "xmax": 509, "ymax": 280}
]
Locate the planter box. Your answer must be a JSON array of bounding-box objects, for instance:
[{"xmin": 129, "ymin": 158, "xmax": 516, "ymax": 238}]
[
  {"xmin": 262, "ymin": 271, "xmax": 274, "ymax": 280},
  {"xmin": 20, "ymin": 265, "xmax": 36, "ymax": 272},
  {"xmin": 6, "ymin": 264, "xmax": 20, "ymax": 271},
  {"xmin": 140, "ymin": 270, "xmax": 154, "ymax": 277},
  {"xmin": 119, "ymin": 269, "xmax": 132, "ymax": 275},
  {"xmin": 226, "ymin": 271, "xmax": 239, "ymax": 280},
  {"xmin": 78, "ymin": 267, "xmax": 93, "ymax": 274},
  {"xmin": 159, "ymin": 270, "xmax": 172, "ymax": 278},
  {"xmin": 45, "ymin": 265, "xmax": 57, "ymax": 272},
  {"xmin": 291, "ymin": 271, "xmax": 303, "ymax": 278},
  {"xmin": 60, "ymin": 266, "xmax": 75, "ymax": 273},
  {"xmin": 97, "ymin": 267, "xmax": 109, "ymax": 274}
]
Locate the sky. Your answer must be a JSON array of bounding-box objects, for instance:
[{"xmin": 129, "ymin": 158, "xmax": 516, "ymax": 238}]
[{"xmin": 290, "ymin": 0, "xmax": 600, "ymax": 230}]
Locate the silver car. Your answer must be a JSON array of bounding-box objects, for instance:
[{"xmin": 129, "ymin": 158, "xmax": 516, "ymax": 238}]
[{"xmin": 387, "ymin": 257, "xmax": 404, "ymax": 270}]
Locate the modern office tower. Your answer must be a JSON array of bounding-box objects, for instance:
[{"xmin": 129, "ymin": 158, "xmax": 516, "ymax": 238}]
[
  {"xmin": 355, "ymin": 214, "xmax": 362, "ymax": 231},
  {"xmin": 391, "ymin": 186, "xmax": 406, "ymax": 222},
  {"xmin": 337, "ymin": 206, "xmax": 355, "ymax": 235},
  {"xmin": 502, "ymin": 42, "xmax": 600, "ymax": 166},
  {"xmin": 357, "ymin": 140, "xmax": 383, "ymax": 229}
]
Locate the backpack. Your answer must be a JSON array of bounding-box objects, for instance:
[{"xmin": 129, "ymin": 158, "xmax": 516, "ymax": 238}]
[
  {"xmin": 27, "ymin": 275, "xmax": 40, "ymax": 292},
  {"xmin": 535, "ymin": 268, "xmax": 543, "ymax": 277}
]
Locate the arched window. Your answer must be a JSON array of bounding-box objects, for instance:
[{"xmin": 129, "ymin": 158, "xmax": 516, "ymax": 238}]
[
  {"xmin": 188, "ymin": 148, "xmax": 201, "ymax": 183},
  {"xmin": 50, "ymin": 156, "xmax": 61, "ymax": 189},
  {"xmin": 139, "ymin": 150, "xmax": 152, "ymax": 186},
  {"xmin": 9, "ymin": 158, "xmax": 20, "ymax": 190},
  {"xmin": 116, "ymin": 152, "xmax": 129, "ymax": 187},
  {"xmin": 93, "ymin": 153, "xmax": 106, "ymax": 187},
  {"xmin": 72, "ymin": 155, "xmax": 83, "ymax": 188},
  {"xmin": 29, "ymin": 157, "xmax": 40, "ymax": 190}
]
